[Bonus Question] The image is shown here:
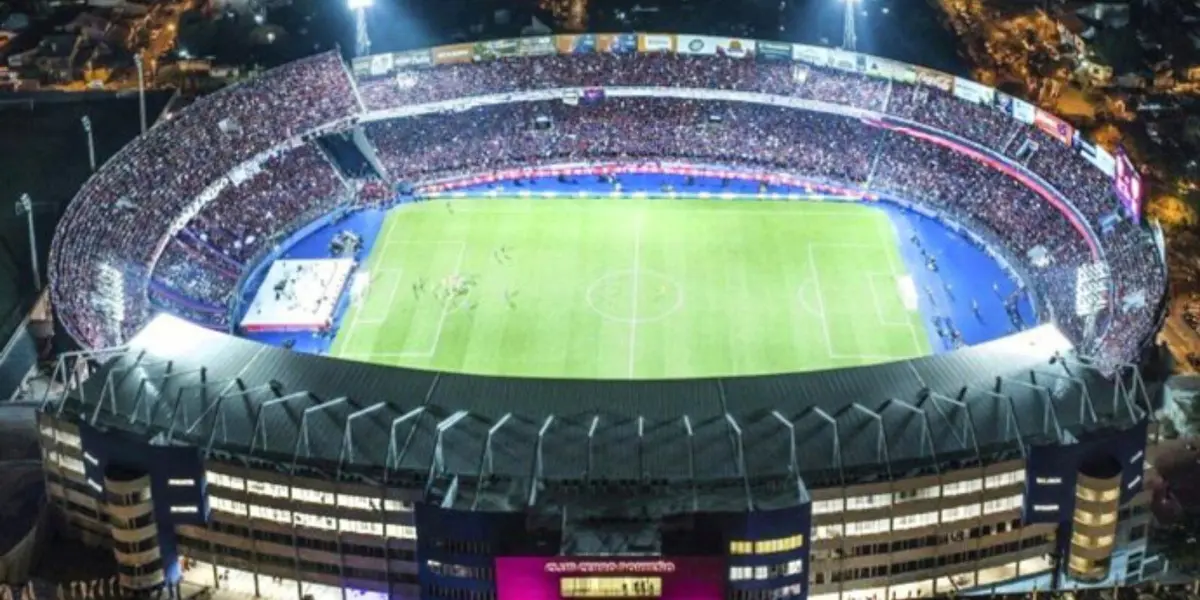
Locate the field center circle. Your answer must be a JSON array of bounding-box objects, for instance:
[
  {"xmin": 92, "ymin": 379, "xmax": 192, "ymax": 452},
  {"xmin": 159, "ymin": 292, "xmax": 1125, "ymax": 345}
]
[{"xmin": 586, "ymin": 270, "xmax": 684, "ymax": 323}]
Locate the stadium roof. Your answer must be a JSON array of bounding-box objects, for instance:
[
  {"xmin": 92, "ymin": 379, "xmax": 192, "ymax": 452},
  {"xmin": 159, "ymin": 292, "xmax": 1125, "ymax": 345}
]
[{"xmin": 46, "ymin": 315, "xmax": 1149, "ymax": 514}]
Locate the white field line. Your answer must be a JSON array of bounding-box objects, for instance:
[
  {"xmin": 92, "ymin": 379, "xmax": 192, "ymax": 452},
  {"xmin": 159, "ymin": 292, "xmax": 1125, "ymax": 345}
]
[
  {"xmin": 356, "ymin": 268, "xmax": 405, "ymax": 325},
  {"xmin": 867, "ymin": 273, "xmax": 913, "ymax": 328},
  {"xmin": 876, "ymin": 216, "xmax": 928, "ymax": 355},
  {"xmin": 628, "ymin": 213, "xmax": 644, "ymax": 378},
  {"xmin": 806, "ymin": 243, "xmax": 835, "ymax": 358},
  {"xmin": 397, "ymin": 241, "xmax": 468, "ymax": 358},
  {"xmin": 436, "ymin": 207, "xmax": 877, "ymax": 218}
]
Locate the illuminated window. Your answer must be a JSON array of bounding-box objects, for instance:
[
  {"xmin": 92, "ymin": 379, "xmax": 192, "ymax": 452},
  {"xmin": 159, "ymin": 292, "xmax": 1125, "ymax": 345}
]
[
  {"xmin": 206, "ymin": 472, "xmax": 243, "ymax": 490},
  {"xmin": 941, "ymin": 503, "xmax": 981, "ymax": 522},
  {"xmin": 730, "ymin": 541, "xmax": 753, "ymax": 555},
  {"xmin": 984, "ymin": 470, "xmax": 1025, "ymax": 489},
  {"xmin": 844, "ymin": 519, "xmax": 889, "ymax": 536},
  {"xmin": 892, "ymin": 511, "xmax": 937, "ymax": 531},
  {"xmin": 1076, "ymin": 487, "xmax": 1098, "ymax": 502},
  {"xmin": 210, "ymin": 497, "xmax": 247, "ymax": 516},
  {"xmin": 754, "ymin": 566, "xmax": 768, "ymax": 580},
  {"xmin": 811, "ymin": 499, "xmax": 844, "ymax": 515},
  {"xmin": 1072, "ymin": 532, "xmax": 1116, "ymax": 549},
  {"xmin": 753, "ymin": 535, "xmax": 804, "ymax": 554},
  {"xmin": 785, "ymin": 559, "xmax": 804, "ymax": 576},
  {"xmin": 984, "ymin": 494, "xmax": 1024, "ymax": 515},
  {"xmin": 730, "ymin": 567, "xmax": 752, "ymax": 581},
  {"xmin": 1099, "ymin": 489, "xmax": 1119, "ymax": 502},
  {"xmin": 943, "ymin": 479, "xmax": 983, "ymax": 497},
  {"xmin": 561, "ymin": 577, "xmax": 661, "ymax": 598},
  {"xmin": 845, "ymin": 493, "xmax": 891, "ymax": 510}
]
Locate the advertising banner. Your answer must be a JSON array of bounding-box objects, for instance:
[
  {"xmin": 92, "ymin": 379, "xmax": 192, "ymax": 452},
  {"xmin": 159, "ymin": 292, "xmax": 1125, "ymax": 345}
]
[
  {"xmin": 915, "ymin": 67, "xmax": 954, "ymax": 92},
  {"xmin": 392, "ymin": 49, "xmax": 432, "ymax": 69},
  {"xmin": 995, "ymin": 92, "xmax": 1036, "ymax": 124},
  {"xmin": 367, "ymin": 53, "xmax": 394, "ymax": 77},
  {"xmin": 637, "ymin": 33, "xmax": 675, "ymax": 53},
  {"xmin": 1114, "ymin": 146, "xmax": 1144, "ymax": 224},
  {"xmin": 473, "ymin": 38, "xmax": 520, "ymax": 60},
  {"xmin": 556, "ymin": 34, "xmax": 597, "ymax": 54},
  {"xmin": 351, "ymin": 56, "xmax": 371, "ymax": 78},
  {"xmin": 675, "ymin": 35, "xmax": 755, "ymax": 57},
  {"xmin": 826, "ymin": 48, "xmax": 858, "ymax": 72},
  {"xmin": 431, "ymin": 43, "xmax": 474, "ymax": 64},
  {"xmin": 952, "ymin": 77, "xmax": 994, "ymax": 105},
  {"xmin": 596, "ymin": 33, "xmax": 637, "ymax": 53},
  {"xmin": 1034, "ymin": 108, "xmax": 1074, "ymax": 145},
  {"xmin": 791, "ymin": 44, "xmax": 828, "ymax": 66},
  {"xmin": 756, "ymin": 40, "xmax": 792, "ymax": 61},
  {"xmin": 518, "ymin": 36, "xmax": 556, "ymax": 56},
  {"xmin": 496, "ymin": 557, "xmax": 728, "ymax": 600}
]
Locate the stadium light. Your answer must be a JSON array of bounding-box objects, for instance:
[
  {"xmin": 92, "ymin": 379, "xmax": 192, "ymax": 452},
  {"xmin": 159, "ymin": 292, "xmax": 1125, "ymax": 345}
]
[
  {"xmin": 841, "ymin": 0, "xmax": 859, "ymax": 52},
  {"xmin": 14, "ymin": 193, "xmax": 40, "ymax": 290},
  {"xmin": 348, "ymin": 0, "xmax": 373, "ymax": 57}
]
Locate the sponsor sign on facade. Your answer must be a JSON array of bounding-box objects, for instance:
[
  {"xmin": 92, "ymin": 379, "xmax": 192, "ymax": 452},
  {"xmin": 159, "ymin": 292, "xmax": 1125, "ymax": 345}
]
[
  {"xmin": 676, "ymin": 35, "xmax": 755, "ymax": 57},
  {"xmin": 392, "ymin": 49, "xmax": 432, "ymax": 69},
  {"xmin": 915, "ymin": 67, "xmax": 953, "ymax": 92},
  {"xmin": 596, "ymin": 33, "xmax": 637, "ymax": 53},
  {"xmin": 826, "ymin": 48, "xmax": 858, "ymax": 72},
  {"xmin": 791, "ymin": 44, "xmax": 828, "ymax": 66},
  {"xmin": 367, "ymin": 53, "xmax": 394, "ymax": 77},
  {"xmin": 1034, "ymin": 108, "xmax": 1073, "ymax": 145},
  {"xmin": 518, "ymin": 36, "xmax": 556, "ymax": 56},
  {"xmin": 952, "ymin": 77, "xmax": 993, "ymax": 104},
  {"xmin": 756, "ymin": 40, "xmax": 792, "ymax": 61},
  {"xmin": 555, "ymin": 34, "xmax": 596, "ymax": 54},
  {"xmin": 473, "ymin": 38, "xmax": 520, "ymax": 60},
  {"xmin": 431, "ymin": 43, "xmax": 474, "ymax": 64},
  {"xmin": 637, "ymin": 33, "xmax": 675, "ymax": 53}
]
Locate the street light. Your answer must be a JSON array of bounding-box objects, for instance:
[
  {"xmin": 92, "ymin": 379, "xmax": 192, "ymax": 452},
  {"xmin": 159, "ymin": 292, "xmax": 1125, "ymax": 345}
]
[
  {"xmin": 842, "ymin": 0, "xmax": 859, "ymax": 52},
  {"xmin": 133, "ymin": 54, "xmax": 147, "ymax": 134},
  {"xmin": 347, "ymin": 0, "xmax": 374, "ymax": 58},
  {"xmin": 81, "ymin": 115, "xmax": 96, "ymax": 172},
  {"xmin": 14, "ymin": 193, "xmax": 40, "ymax": 291}
]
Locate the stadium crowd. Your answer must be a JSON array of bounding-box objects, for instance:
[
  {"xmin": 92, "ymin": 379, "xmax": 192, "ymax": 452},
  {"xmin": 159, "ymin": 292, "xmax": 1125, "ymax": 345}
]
[{"xmin": 49, "ymin": 48, "xmax": 1163, "ymax": 369}]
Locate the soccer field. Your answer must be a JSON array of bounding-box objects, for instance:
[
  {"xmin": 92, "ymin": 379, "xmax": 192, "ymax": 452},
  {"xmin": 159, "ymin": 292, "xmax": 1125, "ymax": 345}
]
[{"xmin": 330, "ymin": 197, "xmax": 931, "ymax": 379}]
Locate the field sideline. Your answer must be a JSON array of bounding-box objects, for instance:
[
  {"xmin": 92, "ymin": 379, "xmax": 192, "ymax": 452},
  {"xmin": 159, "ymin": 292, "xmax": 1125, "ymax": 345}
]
[{"xmin": 329, "ymin": 197, "xmax": 931, "ymax": 380}]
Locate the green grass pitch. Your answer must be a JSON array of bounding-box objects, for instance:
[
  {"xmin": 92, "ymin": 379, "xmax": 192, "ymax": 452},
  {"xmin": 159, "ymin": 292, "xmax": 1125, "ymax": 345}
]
[{"xmin": 329, "ymin": 197, "xmax": 932, "ymax": 380}]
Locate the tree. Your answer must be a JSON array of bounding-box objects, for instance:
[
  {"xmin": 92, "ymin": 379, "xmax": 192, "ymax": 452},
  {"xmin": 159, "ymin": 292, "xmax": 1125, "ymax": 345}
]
[{"xmin": 1145, "ymin": 194, "xmax": 1197, "ymax": 232}]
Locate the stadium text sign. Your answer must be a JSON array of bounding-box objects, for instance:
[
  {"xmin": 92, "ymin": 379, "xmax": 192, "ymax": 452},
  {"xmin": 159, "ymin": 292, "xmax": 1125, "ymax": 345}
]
[{"xmin": 544, "ymin": 561, "xmax": 676, "ymax": 574}]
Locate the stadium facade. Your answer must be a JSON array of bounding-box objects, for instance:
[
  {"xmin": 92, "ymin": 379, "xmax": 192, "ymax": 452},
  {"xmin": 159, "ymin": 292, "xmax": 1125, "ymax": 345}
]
[{"xmin": 41, "ymin": 35, "xmax": 1165, "ymax": 600}]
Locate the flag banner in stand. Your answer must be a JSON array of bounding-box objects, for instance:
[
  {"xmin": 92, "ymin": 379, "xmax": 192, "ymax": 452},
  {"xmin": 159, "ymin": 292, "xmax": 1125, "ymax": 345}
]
[
  {"xmin": 1034, "ymin": 108, "xmax": 1073, "ymax": 145},
  {"xmin": 756, "ymin": 40, "xmax": 792, "ymax": 61},
  {"xmin": 995, "ymin": 93, "xmax": 1036, "ymax": 124},
  {"xmin": 518, "ymin": 36, "xmax": 556, "ymax": 56},
  {"xmin": 826, "ymin": 49, "xmax": 858, "ymax": 72},
  {"xmin": 556, "ymin": 34, "xmax": 596, "ymax": 54},
  {"xmin": 1114, "ymin": 146, "xmax": 1144, "ymax": 224},
  {"xmin": 432, "ymin": 43, "xmax": 474, "ymax": 64},
  {"xmin": 915, "ymin": 67, "xmax": 954, "ymax": 92},
  {"xmin": 952, "ymin": 77, "xmax": 994, "ymax": 105},
  {"xmin": 791, "ymin": 44, "xmax": 828, "ymax": 66},
  {"xmin": 596, "ymin": 34, "xmax": 637, "ymax": 53},
  {"xmin": 637, "ymin": 33, "xmax": 675, "ymax": 52},
  {"xmin": 675, "ymin": 35, "xmax": 755, "ymax": 57},
  {"xmin": 473, "ymin": 38, "xmax": 520, "ymax": 60},
  {"xmin": 392, "ymin": 49, "xmax": 432, "ymax": 69}
]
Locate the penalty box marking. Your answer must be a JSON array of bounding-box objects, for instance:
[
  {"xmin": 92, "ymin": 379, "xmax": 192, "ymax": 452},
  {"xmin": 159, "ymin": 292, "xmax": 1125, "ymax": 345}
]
[{"xmin": 341, "ymin": 241, "xmax": 467, "ymax": 360}]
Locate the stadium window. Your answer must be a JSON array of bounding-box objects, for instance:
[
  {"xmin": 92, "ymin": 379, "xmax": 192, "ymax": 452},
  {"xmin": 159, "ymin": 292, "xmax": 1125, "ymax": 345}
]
[
  {"xmin": 247, "ymin": 480, "xmax": 289, "ymax": 497},
  {"xmin": 291, "ymin": 486, "xmax": 336, "ymax": 505},
  {"xmin": 846, "ymin": 494, "xmax": 891, "ymax": 510},
  {"xmin": 941, "ymin": 504, "xmax": 981, "ymax": 523},
  {"xmin": 386, "ymin": 524, "xmax": 417, "ymax": 540},
  {"xmin": 984, "ymin": 470, "xmax": 1025, "ymax": 489},
  {"xmin": 210, "ymin": 496, "xmax": 248, "ymax": 517},
  {"xmin": 811, "ymin": 499, "xmax": 844, "ymax": 515},
  {"xmin": 754, "ymin": 566, "xmax": 769, "ymax": 580},
  {"xmin": 205, "ymin": 472, "xmax": 243, "ymax": 490},
  {"xmin": 785, "ymin": 560, "xmax": 804, "ymax": 576},
  {"xmin": 983, "ymin": 494, "xmax": 1023, "ymax": 515},
  {"xmin": 730, "ymin": 541, "xmax": 753, "ymax": 555},
  {"xmin": 1099, "ymin": 489, "xmax": 1120, "ymax": 502},
  {"xmin": 730, "ymin": 566, "xmax": 752, "ymax": 581},
  {"xmin": 893, "ymin": 485, "xmax": 938, "ymax": 504},
  {"xmin": 753, "ymin": 535, "xmax": 804, "ymax": 554},
  {"xmin": 1076, "ymin": 487, "xmax": 1098, "ymax": 502},
  {"xmin": 57, "ymin": 432, "xmax": 82, "ymax": 449},
  {"xmin": 942, "ymin": 479, "xmax": 983, "ymax": 497},
  {"xmin": 384, "ymin": 499, "xmax": 413, "ymax": 512},
  {"xmin": 844, "ymin": 519, "xmax": 889, "ymax": 536},
  {"xmin": 892, "ymin": 512, "xmax": 937, "ymax": 531},
  {"xmin": 813, "ymin": 525, "xmax": 843, "ymax": 540}
]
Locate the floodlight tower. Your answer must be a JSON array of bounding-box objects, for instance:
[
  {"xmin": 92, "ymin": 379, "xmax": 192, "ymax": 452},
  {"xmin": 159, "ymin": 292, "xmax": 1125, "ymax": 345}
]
[
  {"xmin": 842, "ymin": 0, "xmax": 859, "ymax": 52},
  {"xmin": 348, "ymin": 0, "xmax": 373, "ymax": 58},
  {"xmin": 15, "ymin": 193, "xmax": 40, "ymax": 291}
]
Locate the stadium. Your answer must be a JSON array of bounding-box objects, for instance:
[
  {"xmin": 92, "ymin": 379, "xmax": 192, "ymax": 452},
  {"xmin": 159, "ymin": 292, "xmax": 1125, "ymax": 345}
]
[{"xmin": 38, "ymin": 35, "xmax": 1166, "ymax": 600}]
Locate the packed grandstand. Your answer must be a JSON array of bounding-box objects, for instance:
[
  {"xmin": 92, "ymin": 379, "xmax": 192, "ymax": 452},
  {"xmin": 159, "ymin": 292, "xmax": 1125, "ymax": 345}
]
[
  {"xmin": 48, "ymin": 42, "xmax": 1165, "ymax": 372},
  {"xmin": 38, "ymin": 35, "xmax": 1169, "ymax": 600}
]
